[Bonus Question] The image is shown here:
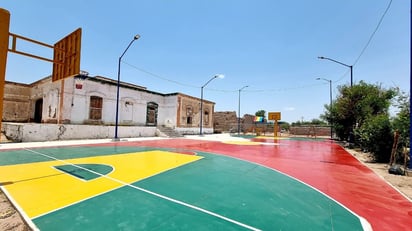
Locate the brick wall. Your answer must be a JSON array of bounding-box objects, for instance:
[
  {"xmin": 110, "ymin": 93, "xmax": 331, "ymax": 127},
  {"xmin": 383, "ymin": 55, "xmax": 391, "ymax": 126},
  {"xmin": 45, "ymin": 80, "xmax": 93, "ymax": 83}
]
[
  {"xmin": 3, "ymin": 81, "xmax": 31, "ymax": 122},
  {"xmin": 213, "ymin": 111, "xmax": 237, "ymax": 132},
  {"xmin": 290, "ymin": 126, "xmax": 331, "ymax": 136}
]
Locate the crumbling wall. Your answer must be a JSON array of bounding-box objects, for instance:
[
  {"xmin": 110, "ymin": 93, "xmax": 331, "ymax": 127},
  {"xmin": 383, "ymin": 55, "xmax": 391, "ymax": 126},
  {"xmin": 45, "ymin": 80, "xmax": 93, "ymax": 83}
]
[
  {"xmin": 3, "ymin": 81, "xmax": 31, "ymax": 122},
  {"xmin": 213, "ymin": 111, "xmax": 237, "ymax": 133}
]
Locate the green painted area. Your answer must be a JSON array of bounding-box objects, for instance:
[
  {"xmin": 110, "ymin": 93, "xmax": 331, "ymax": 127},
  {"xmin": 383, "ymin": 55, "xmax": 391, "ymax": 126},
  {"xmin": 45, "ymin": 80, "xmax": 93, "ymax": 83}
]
[
  {"xmin": 32, "ymin": 147, "xmax": 364, "ymax": 231},
  {"xmin": 135, "ymin": 152, "xmax": 363, "ymax": 230},
  {"xmin": 34, "ymin": 186, "xmax": 246, "ymax": 231},
  {"xmin": 230, "ymin": 134, "xmax": 257, "ymax": 139},
  {"xmin": 55, "ymin": 164, "xmax": 113, "ymax": 181},
  {"xmin": 0, "ymin": 146, "xmax": 159, "ymax": 166}
]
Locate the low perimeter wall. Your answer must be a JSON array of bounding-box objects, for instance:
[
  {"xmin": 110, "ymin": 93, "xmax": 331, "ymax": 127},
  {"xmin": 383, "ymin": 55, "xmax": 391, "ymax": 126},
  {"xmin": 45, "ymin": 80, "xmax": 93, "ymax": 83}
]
[
  {"xmin": 2, "ymin": 123, "xmax": 157, "ymax": 142},
  {"xmin": 289, "ymin": 126, "xmax": 331, "ymax": 137},
  {"xmin": 176, "ymin": 127, "xmax": 213, "ymax": 135}
]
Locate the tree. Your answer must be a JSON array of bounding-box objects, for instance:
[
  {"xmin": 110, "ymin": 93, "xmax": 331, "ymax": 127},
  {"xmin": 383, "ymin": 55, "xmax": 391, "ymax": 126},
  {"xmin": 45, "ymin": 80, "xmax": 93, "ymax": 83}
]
[
  {"xmin": 291, "ymin": 119, "xmax": 326, "ymax": 126},
  {"xmin": 324, "ymin": 81, "xmax": 396, "ymax": 142},
  {"xmin": 356, "ymin": 114, "xmax": 393, "ymax": 162},
  {"xmin": 391, "ymin": 91, "xmax": 410, "ymax": 161},
  {"xmin": 280, "ymin": 122, "xmax": 290, "ymax": 131},
  {"xmin": 310, "ymin": 118, "xmax": 327, "ymax": 125},
  {"xmin": 255, "ymin": 110, "xmax": 266, "ymax": 118}
]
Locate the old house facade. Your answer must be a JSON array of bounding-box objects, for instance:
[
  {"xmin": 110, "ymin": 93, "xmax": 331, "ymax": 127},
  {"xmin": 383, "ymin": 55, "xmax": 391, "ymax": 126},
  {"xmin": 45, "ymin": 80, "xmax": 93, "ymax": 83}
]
[{"xmin": 2, "ymin": 75, "xmax": 215, "ymax": 141}]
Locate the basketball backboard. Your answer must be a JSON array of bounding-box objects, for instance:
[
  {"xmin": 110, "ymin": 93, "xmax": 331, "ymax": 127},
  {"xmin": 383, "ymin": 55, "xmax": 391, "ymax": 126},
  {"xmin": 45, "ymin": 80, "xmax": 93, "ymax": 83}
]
[
  {"xmin": 268, "ymin": 112, "xmax": 281, "ymax": 121},
  {"xmin": 52, "ymin": 28, "xmax": 82, "ymax": 82}
]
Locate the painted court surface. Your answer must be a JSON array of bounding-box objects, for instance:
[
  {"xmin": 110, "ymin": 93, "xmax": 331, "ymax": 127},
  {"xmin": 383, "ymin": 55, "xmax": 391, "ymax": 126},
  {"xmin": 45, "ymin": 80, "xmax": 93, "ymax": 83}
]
[{"xmin": 0, "ymin": 135, "xmax": 412, "ymax": 230}]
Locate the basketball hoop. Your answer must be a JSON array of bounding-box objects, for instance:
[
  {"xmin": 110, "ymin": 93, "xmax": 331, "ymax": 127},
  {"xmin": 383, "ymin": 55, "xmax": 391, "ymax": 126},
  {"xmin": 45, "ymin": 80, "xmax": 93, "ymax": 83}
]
[
  {"xmin": 74, "ymin": 77, "xmax": 84, "ymax": 89},
  {"xmin": 75, "ymin": 82, "xmax": 83, "ymax": 89},
  {"xmin": 74, "ymin": 71, "xmax": 88, "ymax": 90}
]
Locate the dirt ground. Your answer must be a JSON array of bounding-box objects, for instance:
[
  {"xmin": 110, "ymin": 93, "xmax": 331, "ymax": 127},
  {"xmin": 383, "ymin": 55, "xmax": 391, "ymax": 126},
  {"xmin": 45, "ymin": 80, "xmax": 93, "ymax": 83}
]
[
  {"xmin": 0, "ymin": 145, "xmax": 411, "ymax": 230},
  {"xmin": 0, "ymin": 190, "xmax": 31, "ymax": 231}
]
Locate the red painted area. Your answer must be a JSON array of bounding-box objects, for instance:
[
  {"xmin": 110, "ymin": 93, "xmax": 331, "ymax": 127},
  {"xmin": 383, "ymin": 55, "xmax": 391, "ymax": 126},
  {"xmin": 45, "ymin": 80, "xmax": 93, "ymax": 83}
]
[{"xmin": 103, "ymin": 138, "xmax": 412, "ymax": 231}]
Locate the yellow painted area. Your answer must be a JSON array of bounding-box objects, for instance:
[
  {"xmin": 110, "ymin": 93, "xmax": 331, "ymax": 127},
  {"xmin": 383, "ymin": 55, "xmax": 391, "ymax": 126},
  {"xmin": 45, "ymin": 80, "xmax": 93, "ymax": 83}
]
[{"xmin": 0, "ymin": 150, "xmax": 202, "ymax": 218}]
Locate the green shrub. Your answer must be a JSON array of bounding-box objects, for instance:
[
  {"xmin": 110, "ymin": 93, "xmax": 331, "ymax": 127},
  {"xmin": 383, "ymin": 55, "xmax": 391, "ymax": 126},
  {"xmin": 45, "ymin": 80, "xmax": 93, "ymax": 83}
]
[{"xmin": 355, "ymin": 114, "xmax": 393, "ymax": 162}]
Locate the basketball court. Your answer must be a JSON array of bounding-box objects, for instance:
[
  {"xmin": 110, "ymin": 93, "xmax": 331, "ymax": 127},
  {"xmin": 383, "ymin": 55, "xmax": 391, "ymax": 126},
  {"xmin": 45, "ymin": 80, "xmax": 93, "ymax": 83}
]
[{"xmin": 1, "ymin": 134, "xmax": 412, "ymax": 230}]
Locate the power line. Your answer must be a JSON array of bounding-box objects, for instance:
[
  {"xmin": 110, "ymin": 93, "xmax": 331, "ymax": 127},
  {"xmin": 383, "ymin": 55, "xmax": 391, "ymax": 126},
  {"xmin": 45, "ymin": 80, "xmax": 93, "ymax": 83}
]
[
  {"xmin": 328, "ymin": 0, "xmax": 393, "ymax": 85},
  {"xmin": 123, "ymin": 1, "xmax": 394, "ymax": 94},
  {"xmin": 122, "ymin": 61, "xmax": 199, "ymax": 89},
  {"xmin": 353, "ymin": 0, "xmax": 393, "ymax": 66},
  {"xmin": 122, "ymin": 60, "xmax": 327, "ymax": 94},
  {"xmin": 122, "ymin": 60, "xmax": 326, "ymax": 93}
]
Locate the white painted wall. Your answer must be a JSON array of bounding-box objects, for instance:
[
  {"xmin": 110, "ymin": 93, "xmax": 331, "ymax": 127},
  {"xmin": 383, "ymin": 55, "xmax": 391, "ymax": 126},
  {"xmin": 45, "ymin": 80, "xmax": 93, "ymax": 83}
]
[
  {"xmin": 176, "ymin": 127, "xmax": 213, "ymax": 135},
  {"xmin": 33, "ymin": 77, "xmax": 179, "ymax": 127},
  {"xmin": 19, "ymin": 76, "xmax": 213, "ymax": 139},
  {"xmin": 37, "ymin": 81, "xmax": 60, "ymax": 122},
  {"xmin": 158, "ymin": 94, "xmax": 178, "ymax": 128},
  {"xmin": 2, "ymin": 123, "xmax": 157, "ymax": 142}
]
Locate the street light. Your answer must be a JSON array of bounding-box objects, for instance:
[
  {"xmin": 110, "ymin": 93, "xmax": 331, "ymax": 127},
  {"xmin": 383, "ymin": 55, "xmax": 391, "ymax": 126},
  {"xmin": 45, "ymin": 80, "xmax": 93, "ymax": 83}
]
[
  {"xmin": 318, "ymin": 56, "xmax": 353, "ymax": 87},
  {"xmin": 200, "ymin": 74, "xmax": 224, "ymax": 135},
  {"xmin": 114, "ymin": 34, "xmax": 140, "ymax": 141},
  {"xmin": 316, "ymin": 77, "xmax": 333, "ymax": 140},
  {"xmin": 238, "ymin": 85, "xmax": 249, "ymax": 135},
  {"xmin": 410, "ymin": 1, "xmax": 412, "ymax": 170}
]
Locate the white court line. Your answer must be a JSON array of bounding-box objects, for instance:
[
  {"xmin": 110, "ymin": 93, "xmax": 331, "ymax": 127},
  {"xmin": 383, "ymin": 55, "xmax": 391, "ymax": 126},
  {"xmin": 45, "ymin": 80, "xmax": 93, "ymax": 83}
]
[
  {"xmin": 0, "ymin": 187, "xmax": 40, "ymax": 231},
  {"xmin": 24, "ymin": 148, "xmax": 261, "ymax": 231}
]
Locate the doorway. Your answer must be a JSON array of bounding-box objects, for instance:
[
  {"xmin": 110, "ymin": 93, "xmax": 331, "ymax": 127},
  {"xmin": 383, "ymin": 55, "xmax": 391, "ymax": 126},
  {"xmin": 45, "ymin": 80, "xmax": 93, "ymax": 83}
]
[
  {"xmin": 146, "ymin": 102, "xmax": 158, "ymax": 126},
  {"xmin": 34, "ymin": 98, "xmax": 43, "ymax": 123}
]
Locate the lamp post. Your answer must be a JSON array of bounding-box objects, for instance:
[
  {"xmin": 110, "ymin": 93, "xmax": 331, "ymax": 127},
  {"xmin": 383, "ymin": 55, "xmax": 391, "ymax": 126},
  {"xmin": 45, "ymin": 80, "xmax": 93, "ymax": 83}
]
[
  {"xmin": 238, "ymin": 85, "xmax": 249, "ymax": 135},
  {"xmin": 316, "ymin": 77, "xmax": 333, "ymax": 140},
  {"xmin": 114, "ymin": 34, "xmax": 140, "ymax": 141},
  {"xmin": 318, "ymin": 56, "xmax": 353, "ymax": 87},
  {"xmin": 200, "ymin": 74, "xmax": 224, "ymax": 135},
  {"xmin": 409, "ymin": 1, "xmax": 412, "ymax": 169}
]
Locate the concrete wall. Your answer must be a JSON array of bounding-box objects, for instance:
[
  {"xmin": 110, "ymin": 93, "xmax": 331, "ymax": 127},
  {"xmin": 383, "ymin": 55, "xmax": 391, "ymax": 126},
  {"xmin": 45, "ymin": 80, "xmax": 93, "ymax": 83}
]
[
  {"xmin": 175, "ymin": 127, "xmax": 213, "ymax": 135},
  {"xmin": 63, "ymin": 77, "xmax": 167, "ymax": 126},
  {"xmin": 3, "ymin": 82, "xmax": 31, "ymax": 122},
  {"xmin": 31, "ymin": 78, "xmax": 61, "ymax": 123},
  {"xmin": 160, "ymin": 94, "xmax": 178, "ymax": 128},
  {"xmin": 2, "ymin": 122, "xmax": 157, "ymax": 142},
  {"xmin": 23, "ymin": 76, "xmax": 180, "ymax": 127},
  {"xmin": 3, "ymin": 76, "xmax": 217, "ymax": 137}
]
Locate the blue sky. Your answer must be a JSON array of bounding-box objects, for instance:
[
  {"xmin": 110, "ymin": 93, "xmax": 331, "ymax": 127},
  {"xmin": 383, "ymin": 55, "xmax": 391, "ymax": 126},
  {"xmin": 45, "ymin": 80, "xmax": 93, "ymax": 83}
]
[{"xmin": 2, "ymin": 0, "xmax": 410, "ymax": 123}]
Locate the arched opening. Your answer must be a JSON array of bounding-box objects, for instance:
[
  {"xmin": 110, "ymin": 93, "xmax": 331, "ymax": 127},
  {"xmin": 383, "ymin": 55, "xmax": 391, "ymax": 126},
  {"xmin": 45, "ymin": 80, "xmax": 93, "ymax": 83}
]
[
  {"xmin": 204, "ymin": 110, "xmax": 210, "ymax": 126},
  {"xmin": 186, "ymin": 105, "xmax": 193, "ymax": 126}
]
